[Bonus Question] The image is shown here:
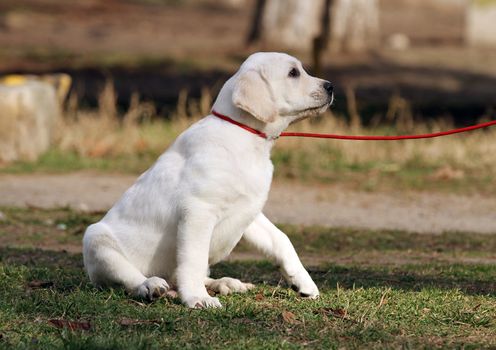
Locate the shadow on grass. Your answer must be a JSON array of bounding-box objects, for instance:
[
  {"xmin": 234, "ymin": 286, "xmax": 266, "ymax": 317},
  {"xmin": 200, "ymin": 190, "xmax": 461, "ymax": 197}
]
[
  {"xmin": 1, "ymin": 246, "xmax": 494, "ymax": 297},
  {"xmin": 213, "ymin": 260, "xmax": 496, "ymax": 297}
]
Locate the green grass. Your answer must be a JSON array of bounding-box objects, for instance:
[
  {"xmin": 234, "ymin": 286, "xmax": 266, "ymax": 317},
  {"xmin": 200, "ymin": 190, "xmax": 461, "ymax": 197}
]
[
  {"xmin": 0, "ymin": 149, "xmax": 160, "ymax": 175},
  {"xmin": 0, "ymin": 248, "xmax": 495, "ymax": 349},
  {"xmin": 0, "ymin": 208, "xmax": 495, "ymax": 349}
]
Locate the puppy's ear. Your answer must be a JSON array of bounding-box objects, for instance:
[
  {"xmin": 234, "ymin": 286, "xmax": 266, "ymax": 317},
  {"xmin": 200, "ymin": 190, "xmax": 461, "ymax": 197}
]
[{"xmin": 232, "ymin": 70, "xmax": 277, "ymax": 123}]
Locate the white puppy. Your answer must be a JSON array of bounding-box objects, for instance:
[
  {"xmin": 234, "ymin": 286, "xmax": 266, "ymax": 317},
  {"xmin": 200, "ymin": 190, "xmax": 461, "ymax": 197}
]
[{"xmin": 83, "ymin": 52, "xmax": 334, "ymax": 308}]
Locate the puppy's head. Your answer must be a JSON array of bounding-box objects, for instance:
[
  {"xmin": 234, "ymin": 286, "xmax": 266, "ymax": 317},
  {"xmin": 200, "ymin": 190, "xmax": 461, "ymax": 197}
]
[{"xmin": 226, "ymin": 52, "xmax": 333, "ymax": 125}]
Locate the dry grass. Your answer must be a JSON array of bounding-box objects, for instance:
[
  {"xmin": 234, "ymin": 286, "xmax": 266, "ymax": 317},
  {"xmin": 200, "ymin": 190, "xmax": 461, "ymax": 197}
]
[
  {"xmin": 282, "ymin": 114, "xmax": 496, "ymax": 172},
  {"xmin": 57, "ymin": 80, "xmax": 162, "ymax": 158},
  {"xmin": 55, "ymin": 82, "xmax": 215, "ymax": 158},
  {"xmin": 53, "ymin": 82, "xmax": 496, "ymax": 179},
  {"xmin": 278, "ymin": 88, "xmax": 496, "ymax": 175}
]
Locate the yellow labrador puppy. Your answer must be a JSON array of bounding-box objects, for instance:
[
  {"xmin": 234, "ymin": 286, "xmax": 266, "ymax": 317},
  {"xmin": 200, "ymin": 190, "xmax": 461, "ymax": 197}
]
[{"xmin": 83, "ymin": 52, "xmax": 334, "ymax": 308}]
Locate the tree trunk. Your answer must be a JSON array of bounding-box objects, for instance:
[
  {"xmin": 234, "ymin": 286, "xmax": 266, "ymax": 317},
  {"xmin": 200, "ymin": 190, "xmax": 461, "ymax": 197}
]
[
  {"xmin": 259, "ymin": 0, "xmax": 324, "ymax": 51},
  {"xmin": 246, "ymin": 0, "xmax": 267, "ymax": 46},
  {"xmin": 249, "ymin": 0, "xmax": 380, "ymax": 54},
  {"xmin": 312, "ymin": 0, "xmax": 333, "ymax": 76},
  {"xmin": 329, "ymin": 0, "xmax": 380, "ymax": 53}
]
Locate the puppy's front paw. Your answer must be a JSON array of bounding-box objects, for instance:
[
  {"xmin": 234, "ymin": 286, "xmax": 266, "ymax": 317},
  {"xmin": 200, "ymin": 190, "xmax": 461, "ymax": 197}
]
[
  {"xmin": 291, "ymin": 282, "xmax": 319, "ymax": 299},
  {"xmin": 184, "ymin": 295, "xmax": 222, "ymax": 309},
  {"xmin": 136, "ymin": 277, "xmax": 170, "ymax": 301},
  {"xmin": 285, "ymin": 270, "xmax": 319, "ymax": 299}
]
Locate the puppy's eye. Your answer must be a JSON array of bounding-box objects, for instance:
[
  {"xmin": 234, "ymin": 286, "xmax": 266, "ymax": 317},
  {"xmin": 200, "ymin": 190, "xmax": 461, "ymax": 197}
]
[{"xmin": 288, "ymin": 68, "xmax": 300, "ymax": 78}]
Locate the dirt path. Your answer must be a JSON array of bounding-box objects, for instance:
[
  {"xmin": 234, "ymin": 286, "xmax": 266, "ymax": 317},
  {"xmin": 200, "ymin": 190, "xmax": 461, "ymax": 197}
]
[{"xmin": 0, "ymin": 172, "xmax": 495, "ymax": 234}]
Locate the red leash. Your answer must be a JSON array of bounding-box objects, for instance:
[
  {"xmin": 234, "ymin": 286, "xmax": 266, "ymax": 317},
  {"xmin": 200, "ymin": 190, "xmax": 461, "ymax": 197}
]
[{"xmin": 212, "ymin": 110, "xmax": 496, "ymax": 141}]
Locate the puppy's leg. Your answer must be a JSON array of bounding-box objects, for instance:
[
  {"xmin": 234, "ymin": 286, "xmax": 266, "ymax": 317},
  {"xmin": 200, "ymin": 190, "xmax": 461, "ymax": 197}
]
[
  {"xmin": 176, "ymin": 214, "xmax": 222, "ymax": 308},
  {"xmin": 205, "ymin": 277, "xmax": 255, "ymax": 296},
  {"xmin": 83, "ymin": 223, "xmax": 170, "ymax": 300},
  {"xmin": 243, "ymin": 213, "xmax": 319, "ymax": 298}
]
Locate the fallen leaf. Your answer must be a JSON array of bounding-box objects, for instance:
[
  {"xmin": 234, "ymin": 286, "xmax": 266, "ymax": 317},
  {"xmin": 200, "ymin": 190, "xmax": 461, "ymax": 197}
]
[
  {"xmin": 255, "ymin": 293, "xmax": 265, "ymax": 301},
  {"xmin": 27, "ymin": 280, "xmax": 54, "ymax": 289},
  {"xmin": 329, "ymin": 308, "xmax": 347, "ymax": 318},
  {"xmin": 118, "ymin": 318, "xmax": 161, "ymax": 327},
  {"xmin": 281, "ymin": 310, "xmax": 299, "ymax": 324},
  {"xmin": 48, "ymin": 319, "xmax": 91, "ymax": 331}
]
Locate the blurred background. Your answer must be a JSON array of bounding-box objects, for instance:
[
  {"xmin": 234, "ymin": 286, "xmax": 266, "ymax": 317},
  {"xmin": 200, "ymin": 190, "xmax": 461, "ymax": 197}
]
[
  {"xmin": 2, "ymin": 3, "xmax": 496, "ymax": 346},
  {"xmin": 0, "ymin": 0, "xmax": 495, "ymax": 194}
]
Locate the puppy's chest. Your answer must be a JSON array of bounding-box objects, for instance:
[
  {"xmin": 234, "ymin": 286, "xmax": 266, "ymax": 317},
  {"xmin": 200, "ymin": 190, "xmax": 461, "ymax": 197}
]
[
  {"xmin": 216, "ymin": 177, "xmax": 269, "ymax": 226},
  {"xmin": 219, "ymin": 165, "xmax": 271, "ymax": 214},
  {"xmin": 216, "ymin": 151, "xmax": 272, "ymax": 206}
]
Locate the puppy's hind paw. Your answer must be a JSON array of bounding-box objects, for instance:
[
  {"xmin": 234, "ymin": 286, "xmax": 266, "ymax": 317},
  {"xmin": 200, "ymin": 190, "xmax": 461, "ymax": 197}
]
[
  {"xmin": 136, "ymin": 277, "xmax": 170, "ymax": 301},
  {"xmin": 206, "ymin": 277, "xmax": 255, "ymax": 296}
]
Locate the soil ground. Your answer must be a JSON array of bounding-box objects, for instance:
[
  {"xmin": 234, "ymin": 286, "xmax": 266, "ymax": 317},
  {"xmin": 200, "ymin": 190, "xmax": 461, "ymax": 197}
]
[{"xmin": 1, "ymin": 172, "xmax": 494, "ymax": 234}]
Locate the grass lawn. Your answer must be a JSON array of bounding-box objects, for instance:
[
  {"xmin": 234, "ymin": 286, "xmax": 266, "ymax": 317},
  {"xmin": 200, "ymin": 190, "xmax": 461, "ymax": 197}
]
[{"xmin": 0, "ymin": 208, "xmax": 495, "ymax": 349}]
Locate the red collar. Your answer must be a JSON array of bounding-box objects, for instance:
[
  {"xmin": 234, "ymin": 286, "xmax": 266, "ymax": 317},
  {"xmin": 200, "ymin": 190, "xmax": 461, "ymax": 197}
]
[{"xmin": 211, "ymin": 110, "xmax": 268, "ymax": 139}]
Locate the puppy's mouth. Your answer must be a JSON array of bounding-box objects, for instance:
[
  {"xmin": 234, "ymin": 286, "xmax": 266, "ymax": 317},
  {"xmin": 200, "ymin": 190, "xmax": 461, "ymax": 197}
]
[
  {"xmin": 288, "ymin": 103, "xmax": 330, "ymax": 124},
  {"xmin": 286, "ymin": 94, "xmax": 334, "ymax": 124},
  {"xmin": 297, "ymin": 96, "xmax": 333, "ymax": 115},
  {"xmin": 302, "ymin": 93, "xmax": 334, "ymax": 112}
]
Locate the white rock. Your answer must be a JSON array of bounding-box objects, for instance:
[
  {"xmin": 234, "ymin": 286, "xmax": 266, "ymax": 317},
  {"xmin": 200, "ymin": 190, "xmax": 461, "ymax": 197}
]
[{"xmin": 0, "ymin": 80, "xmax": 60, "ymax": 162}]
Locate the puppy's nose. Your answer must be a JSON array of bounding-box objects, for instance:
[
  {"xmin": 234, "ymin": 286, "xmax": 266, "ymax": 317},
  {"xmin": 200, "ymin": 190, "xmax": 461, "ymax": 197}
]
[{"xmin": 323, "ymin": 81, "xmax": 334, "ymax": 95}]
